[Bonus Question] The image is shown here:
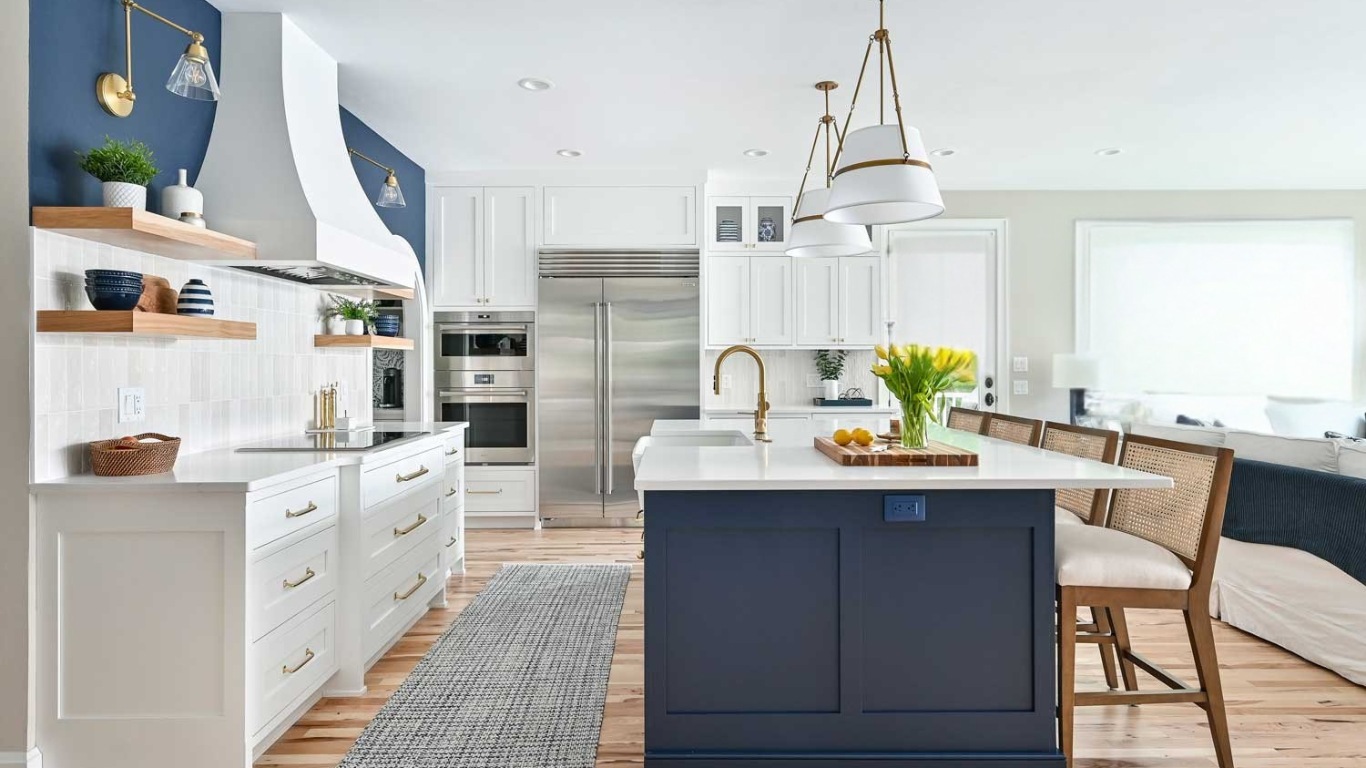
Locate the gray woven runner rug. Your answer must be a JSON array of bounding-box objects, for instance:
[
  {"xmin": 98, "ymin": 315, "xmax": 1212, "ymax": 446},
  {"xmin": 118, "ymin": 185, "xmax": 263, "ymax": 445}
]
[{"xmin": 339, "ymin": 563, "xmax": 632, "ymax": 768}]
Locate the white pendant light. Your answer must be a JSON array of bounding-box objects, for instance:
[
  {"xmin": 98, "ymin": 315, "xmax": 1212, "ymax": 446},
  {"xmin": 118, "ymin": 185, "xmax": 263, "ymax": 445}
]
[
  {"xmin": 785, "ymin": 81, "xmax": 873, "ymax": 258},
  {"xmin": 824, "ymin": 0, "xmax": 944, "ymax": 225}
]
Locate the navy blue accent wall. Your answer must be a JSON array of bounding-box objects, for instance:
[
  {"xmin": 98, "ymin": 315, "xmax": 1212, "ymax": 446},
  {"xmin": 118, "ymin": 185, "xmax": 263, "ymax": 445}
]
[
  {"xmin": 28, "ymin": 0, "xmax": 221, "ymax": 211},
  {"xmin": 340, "ymin": 107, "xmax": 426, "ymax": 270}
]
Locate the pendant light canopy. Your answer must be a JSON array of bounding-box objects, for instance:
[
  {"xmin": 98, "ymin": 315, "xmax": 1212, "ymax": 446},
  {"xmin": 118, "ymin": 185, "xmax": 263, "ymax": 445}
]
[
  {"xmin": 786, "ymin": 81, "xmax": 873, "ymax": 258},
  {"xmin": 825, "ymin": 0, "xmax": 944, "ymax": 225}
]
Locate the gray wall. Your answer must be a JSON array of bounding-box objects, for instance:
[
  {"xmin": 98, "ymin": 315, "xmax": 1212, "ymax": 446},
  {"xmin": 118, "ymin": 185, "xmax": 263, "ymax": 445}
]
[{"xmin": 939, "ymin": 190, "xmax": 1366, "ymax": 421}]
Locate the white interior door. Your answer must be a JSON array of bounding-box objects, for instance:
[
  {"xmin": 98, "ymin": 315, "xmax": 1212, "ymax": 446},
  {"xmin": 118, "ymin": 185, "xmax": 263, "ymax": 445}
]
[{"xmin": 884, "ymin": 224, "xmax": 1003, "ymax": 411}]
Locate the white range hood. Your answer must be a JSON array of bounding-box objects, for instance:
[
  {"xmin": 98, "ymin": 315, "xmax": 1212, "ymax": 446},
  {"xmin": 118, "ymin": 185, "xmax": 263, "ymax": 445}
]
[{"xmin": 197, "ymin": 13, "xmax": 417, "ymax": 293}]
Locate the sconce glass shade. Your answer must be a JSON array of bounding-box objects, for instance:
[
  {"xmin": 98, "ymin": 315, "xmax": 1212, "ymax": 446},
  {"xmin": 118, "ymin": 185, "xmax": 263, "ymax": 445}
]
[
  {"xmin": 166, "ymin": 45, "xmax": 220, "ymax": 101},
  {"xmin": 825, "ymin": 124, "xmax": 944, "ymax": 225},
  {"xmin": 376, "ymin": 175, "xmax": 406, "ymax": 208},
  {"xmin": 786, "ymin": 188, "xmax": 872, "ymax": 257}
]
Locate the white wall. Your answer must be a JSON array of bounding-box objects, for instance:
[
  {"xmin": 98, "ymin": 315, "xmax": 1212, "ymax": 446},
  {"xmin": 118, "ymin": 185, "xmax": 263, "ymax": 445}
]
[
  {"xmin": 706, "ymin": 348, "xmax": 878, "ymax": 410},
  {"xmin": 939, "ymin": 190, "xmax": 1366, "ymax": 421}
]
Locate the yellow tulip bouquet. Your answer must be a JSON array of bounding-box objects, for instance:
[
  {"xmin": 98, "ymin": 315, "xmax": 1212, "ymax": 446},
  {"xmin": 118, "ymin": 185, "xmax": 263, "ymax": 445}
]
[{"xmin": 872, "ymin": 344, "xmax": 978, "ymax": 448}]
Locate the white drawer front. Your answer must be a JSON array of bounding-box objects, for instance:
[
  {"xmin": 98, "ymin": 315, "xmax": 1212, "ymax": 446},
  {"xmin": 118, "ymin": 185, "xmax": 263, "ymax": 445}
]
[
  {"xmin": 465, "ymin": 469, "xmax": 534, "ymax": 512},
  {"xmin": 362, "ymin": 445, "xmax": 445, "ymax": 510},
  {"xmin": 362, "ymin": 485, "xmax": 441, "ymax": 581},
  {"xmin": 440, "ymin": 466, "xmax": 464, "ymax": 516},
  {"xmin": 364, "ymin": 542, "xmax": 442, "ymax": 660},
  {"xmin": 247, "ymin": 473, "xmax": 337, "ymax": 550},
  {"xmin": 249, "ymin": 525, "xmax": 338, "ymax": 642},
  {"xmin": 249, "ymin": 600, "xmax": 336, "ymax": 736},
  {"xmin": 442, "ymin": 433, "xmax": 464, "ymax": 465},
  {"xmin": 439, "ymin": 509, "xmax": 461, "ymax": 568}
]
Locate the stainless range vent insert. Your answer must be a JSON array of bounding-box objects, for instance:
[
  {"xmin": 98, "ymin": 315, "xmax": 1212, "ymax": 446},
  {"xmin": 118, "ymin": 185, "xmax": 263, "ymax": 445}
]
[{"xmin": 539, "ymin": 249, "xmax": 700, "ymax": 278}]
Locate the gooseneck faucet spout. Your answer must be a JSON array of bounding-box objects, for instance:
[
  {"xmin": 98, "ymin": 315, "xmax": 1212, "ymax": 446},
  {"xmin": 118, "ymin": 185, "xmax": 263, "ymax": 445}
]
[{"xmin": 713, "ymin": 345, "xmax": 771, "ymax": 442}]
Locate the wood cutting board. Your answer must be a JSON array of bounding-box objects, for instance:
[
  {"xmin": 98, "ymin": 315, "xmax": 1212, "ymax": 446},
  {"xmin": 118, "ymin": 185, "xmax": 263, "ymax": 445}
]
[
  {"xmin": 814, "ymin": 436, "xmax": 979, "ymax": 466},
  {"xmin": 136, "ymin": 276, "xmax": 179, "ymax": 314}
]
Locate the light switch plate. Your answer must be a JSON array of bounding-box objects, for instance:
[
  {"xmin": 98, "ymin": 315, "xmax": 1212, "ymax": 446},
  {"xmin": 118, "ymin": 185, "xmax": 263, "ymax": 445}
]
[
  {"xmin": 1013, "ymin": 380, "xmax": 1029, "ymax": 395},
  {"xmin": 1012, "ymin": 356, "xmax": 1029, "ymax": 373},
  {"xmin": 721, "ymin": 374, "xmax": 733, "ymax": 390},
  {"xmin": 118, "ymin": 387, "xmax": 145, "ymax": 423}
]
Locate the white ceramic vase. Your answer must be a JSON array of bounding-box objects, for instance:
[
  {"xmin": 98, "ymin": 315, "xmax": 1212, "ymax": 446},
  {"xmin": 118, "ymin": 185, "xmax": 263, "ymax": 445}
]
[
  {"xmin": 102, "ymin": 182, "xmax": 147, "ymax": 210},
  {"xmin": 345, "ymin": 319, "xmax": 365, "ymax": 336},
  {"xmin": 325, "ymin": 316, "xmax": 345, "ymax": 335},
  {"xmin": 823, "ymin": 380, "xmax": 840, "ymax": 401},
  {"xmin": 161, "ymin": 169, "xmax": 204, "ymax": 219}
]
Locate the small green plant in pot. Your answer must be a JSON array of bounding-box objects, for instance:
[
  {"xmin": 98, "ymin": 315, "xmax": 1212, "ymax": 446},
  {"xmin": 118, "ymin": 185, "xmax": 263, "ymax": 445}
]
[
  {"xmin": 76, "ymin": 136, "xmax": 159, "ymax": 211},
  {"xmin": 815, "ymin": 349, "xmax": 846, "ymax": 401},
  {"xmin": 325, "ymin": 296, "xmax": 378, "ymax": 336}
]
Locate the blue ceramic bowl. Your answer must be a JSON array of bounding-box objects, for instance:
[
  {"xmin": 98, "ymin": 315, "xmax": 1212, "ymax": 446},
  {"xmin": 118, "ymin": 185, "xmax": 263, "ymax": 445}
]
[
  {"xmin": 86, "ymin": 278, "xmax": 145, "ymax": 289},
  {"xmin": 85, "ymin": 286, "xmax": 142, "ymax": 311},
  {"xmin": 85, "ymin": 269, "xmax": 142, "ymax": 281}
]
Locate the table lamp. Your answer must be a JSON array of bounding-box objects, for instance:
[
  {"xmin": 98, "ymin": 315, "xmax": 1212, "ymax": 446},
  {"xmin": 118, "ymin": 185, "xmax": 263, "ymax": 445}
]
[{"xmin": 1053, "ymin": 354, "xmax": 1102, "ymax": 425}]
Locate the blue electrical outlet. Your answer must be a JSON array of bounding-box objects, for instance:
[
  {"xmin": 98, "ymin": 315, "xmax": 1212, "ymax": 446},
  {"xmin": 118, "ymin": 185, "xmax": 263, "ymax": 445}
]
[{"xmin": 884, "ymin": 494, "xmax": 927, "ymax": 522}]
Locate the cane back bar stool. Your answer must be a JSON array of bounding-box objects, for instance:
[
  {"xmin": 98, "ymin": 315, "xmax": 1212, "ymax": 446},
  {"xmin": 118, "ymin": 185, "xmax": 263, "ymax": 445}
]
[
  {"xmin": 982, "ymin": 412, "xmax": 1045, "ymax": 447},
  {"xmin": 945, "ymin": 406, "xmax": 989, "ymax": 434},
  {"xmin": 1055, "ymin": 434, "xmax": 1236, "ymax": 768}
]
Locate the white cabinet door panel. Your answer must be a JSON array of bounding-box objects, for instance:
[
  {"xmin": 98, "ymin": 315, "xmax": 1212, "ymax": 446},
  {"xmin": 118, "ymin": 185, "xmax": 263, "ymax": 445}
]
[
  {"xmin": 749, "ymin": 257, "xmax": 793, "ymax": 345},
  {"xmin": 431, "ymin": 187, "xmax": 483, "ymax": 308},
  {"xmin": 484, "ymin": 187, "xmax": 535, "ymax": 308},
  {"xmin": 706, "ymin": 257, "xmax": 750, "ymax": 346},
  {"xmin": 544, "ymin": 186, "xmax": 696, "ymax": 246},
  {"xmin": 838, "ymin": 256, "xmax": 882, "ymax": 346},
  {"xmin": 795, "ymin": 257, "xmax": 840, "ymax": 346}
]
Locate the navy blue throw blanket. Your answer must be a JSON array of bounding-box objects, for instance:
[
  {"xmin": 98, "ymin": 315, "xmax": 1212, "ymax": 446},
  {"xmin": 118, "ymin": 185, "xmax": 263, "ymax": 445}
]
[{"xmin": 1223, "ymin": 458, "xmax": 1366, "ymax": 586}]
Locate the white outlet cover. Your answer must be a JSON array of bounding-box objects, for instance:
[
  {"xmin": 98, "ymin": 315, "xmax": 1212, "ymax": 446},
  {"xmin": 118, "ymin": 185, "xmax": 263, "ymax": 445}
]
[
  {"xmin": 1012, "ymin": 356, "xmax": 1029, "ymax": 373},
  {"xmin": 118, "ymin": 387, "xmax": 146, "ymax": 423},
  {"xmin": 721, "ymin": 374, "xmax": 733, "ymax": 389},
  {"xmin": 1012, "ymin": 380, "xmax": 1029, "ymax": 395}
]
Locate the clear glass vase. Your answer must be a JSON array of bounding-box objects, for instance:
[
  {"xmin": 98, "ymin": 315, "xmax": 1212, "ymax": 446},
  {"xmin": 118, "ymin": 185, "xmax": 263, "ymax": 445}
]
[{"xmin": 898, "ymin": 398, "xmax": 931, "ymax": 449}]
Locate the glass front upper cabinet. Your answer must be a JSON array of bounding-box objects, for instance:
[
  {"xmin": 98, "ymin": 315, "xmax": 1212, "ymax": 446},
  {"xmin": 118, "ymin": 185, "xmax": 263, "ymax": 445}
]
[{"xmin": 707, "ymin": 196, "xmax": 792, "ymax": 252}]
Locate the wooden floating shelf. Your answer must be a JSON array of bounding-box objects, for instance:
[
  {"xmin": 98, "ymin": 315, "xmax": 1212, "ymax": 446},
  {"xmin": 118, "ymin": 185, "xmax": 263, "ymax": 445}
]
[
  {"xmin": 32, "ymin": 207, "xmax": 257, "ymax": 262},
  {"xmin": 37, "ymin": 311, "xmax": 257, "ymax": 340},
  {"xmin": 313, "ymin": 335, "xmax": 414, "ymax": 350}
]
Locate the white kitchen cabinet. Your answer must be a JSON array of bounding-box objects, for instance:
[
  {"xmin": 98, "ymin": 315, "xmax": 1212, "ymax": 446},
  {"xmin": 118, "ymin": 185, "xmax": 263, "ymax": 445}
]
[
  {"xmin": 793, "ymin": 255, "xmax": 882, "ymax": 348},
  {"xmin": 795, "ymin": 257, "xmax": 840, "ymax": 345},
  {"xmin": 544, "ymin": 186, "xmax": 696, "ymax": 246},
  {"xmin": 706, "ymin": 257, "xmax": 792, "ymax": 346},
  {"xmin": 837, "ymin": 256, "xmax": 882, "ymax": 346},
  {"xmin": 429, "ymin": 186, "xmax": 534, "ymax": 309},
  {"xmin": 707, "ymin": 195, "xmax": 793, "ymax": 252}
]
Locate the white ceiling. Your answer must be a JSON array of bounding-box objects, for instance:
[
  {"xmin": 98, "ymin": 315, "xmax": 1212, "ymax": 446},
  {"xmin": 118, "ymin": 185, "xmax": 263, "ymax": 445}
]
[{"xmin": 211, "ymin": 0, "xmax": 1366, "ymax": 189}]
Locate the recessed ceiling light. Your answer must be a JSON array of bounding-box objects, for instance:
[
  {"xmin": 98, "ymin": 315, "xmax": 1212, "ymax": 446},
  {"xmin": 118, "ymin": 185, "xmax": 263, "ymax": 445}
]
[
  {"xmin": 929, "ymin": 148, "xmax": 956, "ymax": 157},
  {"xmin": 743, "ymin": 148, "xmax": 769, "ymax": 158},
  {"xmin": 556, "ymin": 149, "xmax": 583, "ymax": 158},
  {"xmin": 518, "ymin": 77, "xmax": 553, "ymax": 91},
  {"xmin": 1095, "ymin": 147, "xmax": 1123, "ymax": 156}
]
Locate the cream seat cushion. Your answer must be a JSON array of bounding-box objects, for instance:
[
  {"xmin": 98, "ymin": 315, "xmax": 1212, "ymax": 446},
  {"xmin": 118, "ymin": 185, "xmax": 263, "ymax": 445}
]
[
  {"xmin": 1055, "ymin": 506, "xmax": 1086, "ymax": 526},
  {"xmin": 1056, "ymin": 525, "xmax": 1192, "ymax": 590}
]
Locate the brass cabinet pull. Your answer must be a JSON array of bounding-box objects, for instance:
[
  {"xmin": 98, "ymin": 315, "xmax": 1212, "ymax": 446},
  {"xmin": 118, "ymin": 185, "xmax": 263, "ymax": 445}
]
[
  {"xmin": 285, "ymin": 501, "xmax": 318, "ymax": 519},
  {"xmin": 446, "ymin": 536, "xmax": 458, "ymax": 548},
  {"xmin": 468, "ymin": 488, "xmax": 503, "ymax": 495},
  {"xmin": 394, "ymin": 573, "xmax": 428, "ymax": 601},
  {"xmin": 282, "ymin": 648, "xmax": 315, "ymax": 675},
  {"xmin": 445, "ymin": 447, "xmax": 459, "ymax": 457},
  {"xmin": 395, "ymin": 466, "xmax": 429, "ymax": 483},
  {"xmin": 282, "ymin": 567, "xmax": 316, "ymax": 589},
  {"xmin": 445, "ymin": 485, "xmax": 459, "ymax": 498},
  {"xmin": 393, "ymin": 513, "xmax": 428, "ymax": 537}
]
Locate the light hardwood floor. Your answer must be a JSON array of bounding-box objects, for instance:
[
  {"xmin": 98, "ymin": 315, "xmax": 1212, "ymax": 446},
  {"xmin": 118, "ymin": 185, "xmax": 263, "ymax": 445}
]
[{"xmin": 257, "ymin": 528, "xmax": 1366, "ymax": 768}]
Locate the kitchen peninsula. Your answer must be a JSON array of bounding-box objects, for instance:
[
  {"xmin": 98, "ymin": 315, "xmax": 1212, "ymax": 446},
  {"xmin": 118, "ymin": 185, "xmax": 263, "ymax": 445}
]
[{"xmin": 635, "ymin": 421, "xmax": 1170, "ymax": 767}]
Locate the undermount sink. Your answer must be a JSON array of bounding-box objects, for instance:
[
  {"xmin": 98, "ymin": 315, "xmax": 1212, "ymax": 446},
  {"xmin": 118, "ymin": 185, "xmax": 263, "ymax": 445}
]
[{"xmin": 646, "ymin": 431, "xmax": 753, "ymax": 448}]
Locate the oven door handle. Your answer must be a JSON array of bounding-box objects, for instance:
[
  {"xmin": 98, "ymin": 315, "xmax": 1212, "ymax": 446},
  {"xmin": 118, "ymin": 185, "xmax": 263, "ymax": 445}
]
[
  {"xmin": 437, "ymin": 390, "xmax": 530, "ymax": 404},
  {"xmin": 439, "ymin": 389, "xmax": 529, "ymax": 397},
  {"xmin": 437, "ymin": 324, "xmax": 530, "ymax": 334}
]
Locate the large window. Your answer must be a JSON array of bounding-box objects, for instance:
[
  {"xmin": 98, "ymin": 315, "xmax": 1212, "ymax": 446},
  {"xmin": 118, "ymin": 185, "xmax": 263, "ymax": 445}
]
[{"xmin": 1076, "ymin": 219, "xmax": 1356, "ymax": 400}]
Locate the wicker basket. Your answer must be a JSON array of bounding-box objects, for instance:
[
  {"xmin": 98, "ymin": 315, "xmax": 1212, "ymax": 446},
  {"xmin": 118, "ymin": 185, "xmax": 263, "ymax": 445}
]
[{"xmin": 89, "ymin": 433, "xmax": 181, "ymax": 476}]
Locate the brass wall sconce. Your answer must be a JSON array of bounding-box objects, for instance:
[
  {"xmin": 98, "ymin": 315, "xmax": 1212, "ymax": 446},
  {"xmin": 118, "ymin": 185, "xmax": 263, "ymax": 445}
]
[
  {"xmin": 348, "ymin": 149, "xmax": 406, "ymax": 209},
  {"xmin": 97, "ymin": 0, "xmax": 221, "ymax": 118}
]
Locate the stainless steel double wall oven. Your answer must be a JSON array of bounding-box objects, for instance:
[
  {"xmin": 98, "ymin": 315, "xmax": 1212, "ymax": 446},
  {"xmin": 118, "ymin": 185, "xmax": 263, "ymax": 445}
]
[{"xmin": 434, "ymin": 312, "xmax": 535, "ymax": 464}]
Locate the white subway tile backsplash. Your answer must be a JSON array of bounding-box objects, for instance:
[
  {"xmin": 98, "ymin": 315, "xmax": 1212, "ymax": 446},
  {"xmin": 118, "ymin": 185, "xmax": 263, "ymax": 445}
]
[
  {"xmin": 704, "ymin": 348, "xmax": 881, "ymax": 409},
  {"xmin": 31, "ymin": 230, "xmax": 374, "ymax": 481}
]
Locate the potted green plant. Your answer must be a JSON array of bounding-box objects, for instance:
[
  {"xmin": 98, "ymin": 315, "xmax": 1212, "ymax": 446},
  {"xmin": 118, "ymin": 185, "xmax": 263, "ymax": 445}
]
[
  {"xmin": 324, "ymin": 296, "xmax": 378, "ymax": 336},
  {"xmin": 76, "ymin": 136, "xmax": 159, "ymax": 210},
  {"xmin": 815, "ymin": 349, "xmax": 846, "ymax": 401}
]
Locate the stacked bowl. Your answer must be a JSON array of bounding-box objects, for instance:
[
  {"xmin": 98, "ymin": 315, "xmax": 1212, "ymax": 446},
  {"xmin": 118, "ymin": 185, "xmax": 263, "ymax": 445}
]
[
  {"xmin": 373, "ymin": 314, "xmax": 402, "ymax": 337},
  {"xmin": 85, "ymin": 269, "xmax": 144, "ymax": 311}
]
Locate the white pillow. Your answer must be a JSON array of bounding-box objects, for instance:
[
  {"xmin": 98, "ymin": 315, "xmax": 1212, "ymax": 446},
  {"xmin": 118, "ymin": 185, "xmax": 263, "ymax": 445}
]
[
  {"xmin": 1129, "ymin": 422, "xmax": 1227, "ymax": 446},
  {"xmin": 1265, "ymin": 397, "xmax": 1366, "ymax": 438},
  {"xmin": 1338, "ymin": 441, "xmax": 1366, "ymax": 480},
  {"xmin": 1223, "ymin": 430, "xmax": 1339, "ymax": 473}
]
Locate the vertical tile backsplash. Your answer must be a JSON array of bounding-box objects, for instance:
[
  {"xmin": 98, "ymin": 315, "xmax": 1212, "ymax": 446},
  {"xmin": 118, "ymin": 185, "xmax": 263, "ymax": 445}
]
[
  {"xmin": 31, "ymin": 230, "xmax": 374, "ymax": 481},
  {"xmin": 704, "ymin": 349, "xmax": 881, "ymax": 409}
]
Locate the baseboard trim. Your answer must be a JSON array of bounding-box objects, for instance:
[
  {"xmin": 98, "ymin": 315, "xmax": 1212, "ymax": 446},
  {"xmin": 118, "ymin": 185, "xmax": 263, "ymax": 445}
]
[{"xmin": 0, "ymin": 748, "xmax": 42, "ymax": 768}]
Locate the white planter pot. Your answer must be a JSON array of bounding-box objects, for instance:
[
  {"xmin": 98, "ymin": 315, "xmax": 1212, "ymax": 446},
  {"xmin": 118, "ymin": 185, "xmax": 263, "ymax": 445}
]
[
  {"xmin": 823, "ymin": 380, "xmax": 841, "ymax": 401},
  {"xmin": 345, "ymin": 319, "xmax": 365, "ymax": 336},
  {"xmin": 324, "ymin": 316, "xmax": 345, "ymax": 335},
  {"xmin": 102, "ymin": 182, "xmax": 147, "ymax": 210}
]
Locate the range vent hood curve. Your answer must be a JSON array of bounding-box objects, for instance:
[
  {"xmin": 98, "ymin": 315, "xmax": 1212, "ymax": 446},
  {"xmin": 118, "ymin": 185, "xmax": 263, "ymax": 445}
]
[{"xmin": 196, "ymin": 13, "xmax": 416, "ymax": 292}]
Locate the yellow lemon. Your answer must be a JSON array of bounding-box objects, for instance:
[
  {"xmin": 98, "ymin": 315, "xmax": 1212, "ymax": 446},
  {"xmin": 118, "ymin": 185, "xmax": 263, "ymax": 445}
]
[
  {"xmin": 832, "ymin": 429, "xmax": 854, "ymax": 446},
  {"xmin": 852, "ymin": 429, "xmax": 874, "ymax": 446}
]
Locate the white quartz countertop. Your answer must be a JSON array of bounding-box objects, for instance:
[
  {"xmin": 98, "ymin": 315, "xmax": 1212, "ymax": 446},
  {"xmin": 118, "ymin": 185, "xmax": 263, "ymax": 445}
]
[
  {"xmin": 705, "ymin": 406, "xmax": 896, "ymax": 415},
  {"xmin": 638, "ymin": 418, "xmax": 1172, "ymax": 491},
  {"xmin": 30, "ymin": 422, "xmax": 468, "ymax": 494}
]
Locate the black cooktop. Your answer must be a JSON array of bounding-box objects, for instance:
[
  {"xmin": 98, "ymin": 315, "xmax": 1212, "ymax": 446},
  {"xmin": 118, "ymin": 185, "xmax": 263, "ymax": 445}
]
[{"xmin": 236, "ymin": 431, "xmax": 430, "ymax": 453}]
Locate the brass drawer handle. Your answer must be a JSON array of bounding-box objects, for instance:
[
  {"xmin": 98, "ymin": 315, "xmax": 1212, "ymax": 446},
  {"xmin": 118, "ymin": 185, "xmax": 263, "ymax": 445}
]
[
  {"xmin": 394, "ymin": 573, "xmax": 428, "ymax": 601},
  {"xmin": 445, "ymin": 485, "xmax": 459, "ymax": 498},
  {"xmin": 282, "ymin": 567, "xmax": 316, "ymax": 589},
  {"xmin": 393, "ymin": 513, "xmax": 428, "ymax": 537},
  {"xmin": 445, "ymin": 447, "xmax": 460, "ymax": 457},
  {"xmin": 282, "ymin": 648, "xmax": 315, "ymax": 675},
  {"xmin": 445, "ymin": 535, "xmax": 458, "ymax": 548},
  {"xmin": 468, "ymin": 489, "xmax": 503, "ymax": 495},
  {"xmin": 396, "ymin": 466, "xmax": 429, "ymax": 483},
  {"xmin": 285, "ymin": 501, "xmax": 318, "ymax": 519}
]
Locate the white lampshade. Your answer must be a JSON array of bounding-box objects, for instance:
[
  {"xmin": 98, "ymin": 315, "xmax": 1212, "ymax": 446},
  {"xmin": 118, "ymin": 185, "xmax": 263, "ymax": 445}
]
[
  {"xmin": 785, "ymin": 188, "xmax": 872, "ymax": 257},
  {"xmin": 825, "ymin": 124, "xmax": 944, "ymax": 225},
  {"xmin": 1053, "ymin": 354, "xmax": 1102, "ymax": 389}
]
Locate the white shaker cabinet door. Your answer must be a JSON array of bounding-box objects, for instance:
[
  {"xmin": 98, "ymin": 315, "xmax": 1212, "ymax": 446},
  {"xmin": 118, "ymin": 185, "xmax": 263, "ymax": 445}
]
[
  {"xmin": 795, "ymin": 257, "xmax": 840, "ymax": 346},
  {"xmin": 749, "ymin": 257, "xmax": 794, "ymax": 346},
  {"xmin": 483, "ymin": 187, "xmax": 536, "ymax": 309},
  {"xmin": 544, "ymin": 186, "xmax": 696, "ymax": 246},
  {"xmin": 430, "ymin": 187, "xmax": 483, "ymax": 308},
  {"xmin": 706, "ymin": 257, "xmax": 751, "ymax": 346},
  {"xmin": 838, "ymin": 256, "xmax": 882, "ymax": 346}
]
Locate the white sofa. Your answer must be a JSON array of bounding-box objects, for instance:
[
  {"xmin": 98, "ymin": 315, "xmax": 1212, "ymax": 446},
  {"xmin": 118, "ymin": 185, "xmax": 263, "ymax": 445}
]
[{"xmin": 1129, "ymin": 422, "xmax": 1366, "ymax": 686}]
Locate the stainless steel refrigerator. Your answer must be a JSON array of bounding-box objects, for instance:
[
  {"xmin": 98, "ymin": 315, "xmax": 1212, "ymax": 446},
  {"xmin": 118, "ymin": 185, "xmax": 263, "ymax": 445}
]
[{"xmin": 538, "ymin": 250, "xmax": 700, "ymax": 521}]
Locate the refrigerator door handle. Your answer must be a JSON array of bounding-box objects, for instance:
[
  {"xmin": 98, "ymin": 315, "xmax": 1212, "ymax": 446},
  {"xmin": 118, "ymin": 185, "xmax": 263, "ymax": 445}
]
[
  {"xmin": 593, "ymin": 302, "xmax": 603, "ymax": 496},
  {"xmin": 603, "ymin": 302, "xmax": 614, "ymax": 495}
]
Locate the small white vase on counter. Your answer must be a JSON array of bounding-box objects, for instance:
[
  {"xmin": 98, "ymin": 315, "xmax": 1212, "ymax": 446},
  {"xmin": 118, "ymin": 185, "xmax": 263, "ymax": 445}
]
[
  {"xmin": 345, "ymin": 319, "xmax": 365, "ymax": 335},
  {"xmin": 325, "ymin": 316, "xmax": 346, "ymax": 335},
  {"xmin": 161, "ymin": 169, "xmax": 204, "ymax": 220},
  {"xmin": 823, "ymin": 380, "xmax": 840, "ymax": 401},
  {"xmin": 102, "ymin": 182, "xmax": 147, "ymax": 210}
]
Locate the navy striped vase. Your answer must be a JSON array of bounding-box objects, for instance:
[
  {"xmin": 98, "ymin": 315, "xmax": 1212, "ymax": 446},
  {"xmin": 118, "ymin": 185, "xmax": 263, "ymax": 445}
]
[{"xmin": 177, "ymin": 279, "xmax": 215, "ymax": 316}]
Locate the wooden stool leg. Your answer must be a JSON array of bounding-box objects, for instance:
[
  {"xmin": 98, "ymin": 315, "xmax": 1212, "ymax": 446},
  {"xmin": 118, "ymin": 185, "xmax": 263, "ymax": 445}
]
[
  {"xmin": 1058, "ymin": 588, "xmax": 1077, "ymax": 767},
  {"xmin": 1185, "ymin": 605, "xmax": 1234, "ymax": 768},
  {"xmin": 1108, "ymin": 607, "xmax": 1139, "ymax": 691},
  {"xmin": 1092, "ymin": 606, "xmax": 1119, "ymax": 690}
]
